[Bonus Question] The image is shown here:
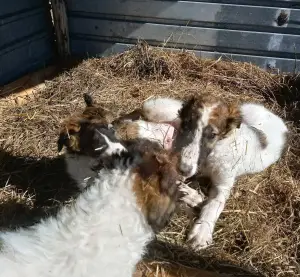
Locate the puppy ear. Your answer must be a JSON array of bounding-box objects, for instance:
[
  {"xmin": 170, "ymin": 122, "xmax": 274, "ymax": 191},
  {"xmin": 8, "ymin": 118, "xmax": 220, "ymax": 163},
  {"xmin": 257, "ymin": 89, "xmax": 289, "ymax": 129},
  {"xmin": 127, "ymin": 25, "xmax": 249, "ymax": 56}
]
[
  {"xmin": 83, "ymin": 93, "xmax": 94, "ymax": 107},
  {"xmin": 57, "ymin": 131, "xmax": 80, "ymax": 153},
  {"xmin": 154, "ymin": 154, "xmax": 179, "ymax": 196},
  {"xmin": 57, "ymin": 120, "xmax": 81, "ymax": 152},
  {"xmin": 57, "ymin": 132, "xmax": 68, "ymax": 152},
  {"xmin": 178, "ymin": 96, "xmax": 196, "ymax": 119},
  {"xmin": 225, "ymin": 104, "xmax": 242, "ymax": 136}
]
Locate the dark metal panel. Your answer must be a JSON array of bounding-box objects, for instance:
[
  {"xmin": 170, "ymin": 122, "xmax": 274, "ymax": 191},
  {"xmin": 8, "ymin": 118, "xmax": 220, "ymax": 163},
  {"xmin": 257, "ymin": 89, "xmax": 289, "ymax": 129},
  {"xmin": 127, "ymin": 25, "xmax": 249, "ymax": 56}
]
[
  {"xmin": 69, "ymin": 18, "xmax": 300, "ymax": 57},
  {"xmin": 171, "ymin": 0, "xmax": 300, "ymax": 9},
  {"xmin": 0, "ymin": 9, "xmax": 49, "ymax": 49},
  {"xmin": 0, "ymin": 34, "xmax": 54, "ymax": 85},
  {"xmin": 67, "ymin": 0, "xmax": 300, "ymax": 32},
  {"xmin": 66, "ymin": 0, "xmax": 300, "ymax": 73},
  {"xmin": 0, "ymin": 0, "xmax": 55, "ymax": 85},
  {"xmin": 0, "ymin": 0, "xmax": 45, "ymax": 17}
]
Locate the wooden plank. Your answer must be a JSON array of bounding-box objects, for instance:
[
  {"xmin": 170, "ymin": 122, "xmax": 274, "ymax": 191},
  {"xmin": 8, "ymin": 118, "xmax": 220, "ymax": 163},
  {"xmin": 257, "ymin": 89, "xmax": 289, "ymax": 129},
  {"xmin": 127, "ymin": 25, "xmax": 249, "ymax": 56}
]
[
  {"xmin": 68, "ymin": 18, "xmax": 300, "ymax": 56},
  {"xmin": 0, "ymin": 66, "xmax": 56, "ymax": 97},
  {"xmin": 66, "ymin": 0, "xmax": 300, "ymax": 30},
  {"xmin": 70, "ymin": 40, "xmax": 299, "ymax": 73},
  {"xmin": 0, "ymin": 57, "xmax": 81, "ymax": 103},
  {"xmin": 51, "ymin": 0, "xmax": 70, "ymax": 57}
]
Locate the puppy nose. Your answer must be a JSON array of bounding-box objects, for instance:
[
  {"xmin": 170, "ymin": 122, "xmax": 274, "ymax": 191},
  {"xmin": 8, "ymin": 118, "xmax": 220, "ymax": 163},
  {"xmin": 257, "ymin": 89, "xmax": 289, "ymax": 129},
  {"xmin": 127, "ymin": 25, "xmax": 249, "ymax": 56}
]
[{"xmin": 179, "ymin": 163, "xmax": 194, "ymax": 177}]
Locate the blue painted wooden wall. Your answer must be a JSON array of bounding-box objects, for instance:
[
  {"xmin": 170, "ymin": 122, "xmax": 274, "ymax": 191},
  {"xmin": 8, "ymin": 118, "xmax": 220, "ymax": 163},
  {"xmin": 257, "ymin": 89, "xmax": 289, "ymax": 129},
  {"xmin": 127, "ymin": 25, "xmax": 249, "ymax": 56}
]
[
  {"xmin": 0, "ymin": 0, "xmax": 55, "ymax": 85},
  {"xmin": 66, "ymin": 0, "xmax": 300, "ymax": 73}
]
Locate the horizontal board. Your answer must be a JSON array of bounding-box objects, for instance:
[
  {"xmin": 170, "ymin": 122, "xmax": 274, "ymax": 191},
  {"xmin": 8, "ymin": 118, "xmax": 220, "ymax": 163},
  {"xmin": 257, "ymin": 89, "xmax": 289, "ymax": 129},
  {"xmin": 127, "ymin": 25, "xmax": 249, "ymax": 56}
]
[
  {"xmin": 176, "ymin": 0, "xmax": 300, "ymax": 9},
  {"xmin": 0, "ymin": 0, "xmax": 46, "ymax": 17},
  {"xmin": 0, "ymin": 34, "xmax": 54, "ymax": 85},
  {"xmin": 70, "ymin": 39, "xmax": 299, "ymax": 73},
  {"xmin": 67, "ymin": 0, "xmax": 300, "ymax": 31},
  {"xmin": 68, "ymin": 18, "xmax": 300, "ymax": 57},
  {"xmin": 0, "ymin": 9, "xmax": 49, "ymax": 49},
  {"xmin": 0, "ymin": 0, "xmax": 55, "ymax": 84}
]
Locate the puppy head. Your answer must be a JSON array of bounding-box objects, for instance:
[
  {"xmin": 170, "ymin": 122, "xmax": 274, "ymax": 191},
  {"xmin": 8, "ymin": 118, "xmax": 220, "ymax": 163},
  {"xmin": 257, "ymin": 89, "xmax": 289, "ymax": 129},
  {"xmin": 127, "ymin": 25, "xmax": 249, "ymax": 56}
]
[
  {"xmin": 92, "ymin": 139, "xmax": 181, "ymax": 232},
  {"xmin": 132, "ymin": 147, "xmax": 181, "ymax": 232},
  {"xmin": 57, "ymin": 117, "xmax": 125, "ymax": 157},
  {"xmin": 175, "ymin": 95, "xmax": 241, "ymax": 177}
]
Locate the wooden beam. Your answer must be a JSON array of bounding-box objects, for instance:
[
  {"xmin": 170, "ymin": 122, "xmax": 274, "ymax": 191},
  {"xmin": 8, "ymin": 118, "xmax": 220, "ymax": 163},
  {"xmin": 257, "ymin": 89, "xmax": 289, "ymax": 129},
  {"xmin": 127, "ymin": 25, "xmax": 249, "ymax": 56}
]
[
  {"xmin": 0, "ymin": 66, "xmax": 57, "ymax": 97},
  {"xmin": 51, "ymin": 0, "xmax": 70, "ymax": 57}
]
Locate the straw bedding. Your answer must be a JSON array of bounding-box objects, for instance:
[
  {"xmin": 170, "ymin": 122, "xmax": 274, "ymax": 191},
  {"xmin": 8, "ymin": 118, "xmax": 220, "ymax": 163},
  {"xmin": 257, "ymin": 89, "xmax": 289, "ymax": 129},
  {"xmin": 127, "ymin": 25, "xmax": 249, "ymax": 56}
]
[{"xmin": 0, "ymin": 42, "xmax": 299, "ymax": 276}]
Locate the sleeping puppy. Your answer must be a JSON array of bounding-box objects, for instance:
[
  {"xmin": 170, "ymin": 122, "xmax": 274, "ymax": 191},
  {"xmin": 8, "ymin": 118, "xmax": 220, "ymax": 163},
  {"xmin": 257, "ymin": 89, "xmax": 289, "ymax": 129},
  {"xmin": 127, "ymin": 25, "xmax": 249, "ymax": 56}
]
[
  {"xmin": 58, "ymin": 94, "xmax": 176, "ymax": 189},
  {"xmin": 58, "ymin": 95, "xmax": 205, "ymax": 216}
]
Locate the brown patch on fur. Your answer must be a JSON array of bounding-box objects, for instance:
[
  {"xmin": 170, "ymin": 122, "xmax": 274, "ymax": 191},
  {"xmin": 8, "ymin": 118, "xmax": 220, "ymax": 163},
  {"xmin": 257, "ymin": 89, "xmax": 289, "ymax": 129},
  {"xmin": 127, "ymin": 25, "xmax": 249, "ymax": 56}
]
[
  {"xmin": 90, "ymin": 136, "xmax": 182, "ymax": 232},
  {"xmin": 115, "ymin": 121, "xmax": 140, "ymax": 141},
  {"xmin": 134, "ymin": 260, "xmax": 224, "ymax": 277},
  {"xmin": 82, "ymin": 106, "xmax": 114, "ymax": 124},
  {"xmin": 112, "ymin": 108, "xmax": 143, "ymax": 124},
  {"xmin": 131, "ymin": 146, "xmax": 180, "ymax": 232},
  {"xmin": 58, "ymin": 117, "xmax": 82, "ymax": 153},
  {"xmin": 82, "ymin": 93, "xmax": 115, "ymax": 123},
  {"xmin": 249, "ymin": 126, "xmax": 268, "ymax": 149},
  {"xmin": 209, "ymin": 102, "xmax": 242, "ymax": 138},
  {"xmin": 58, "ymin": 116, "xmax": 111, "ymax": 156},
  {"xmin": 225, "ymin": 104, "xmax": 242, "ymax": 136},
  {"xmin": 179, "ymin": 95, "xmax": 219, "ymax": 131}
]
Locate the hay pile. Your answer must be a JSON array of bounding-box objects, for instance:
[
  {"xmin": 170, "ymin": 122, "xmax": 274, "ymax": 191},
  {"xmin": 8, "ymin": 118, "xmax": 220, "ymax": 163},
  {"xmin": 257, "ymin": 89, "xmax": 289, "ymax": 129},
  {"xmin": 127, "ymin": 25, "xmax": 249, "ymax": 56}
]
[{"xmin": 0, "ymin": 43, "xmax": 299, "ymax": 276}]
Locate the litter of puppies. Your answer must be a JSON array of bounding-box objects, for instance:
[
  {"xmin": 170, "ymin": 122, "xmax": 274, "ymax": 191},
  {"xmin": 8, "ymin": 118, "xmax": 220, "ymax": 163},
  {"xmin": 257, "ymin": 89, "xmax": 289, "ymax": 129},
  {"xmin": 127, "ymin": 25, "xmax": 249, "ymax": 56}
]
[{"xmin": 0, "ymin": 42, "xmax": 299, "ymax": 277}]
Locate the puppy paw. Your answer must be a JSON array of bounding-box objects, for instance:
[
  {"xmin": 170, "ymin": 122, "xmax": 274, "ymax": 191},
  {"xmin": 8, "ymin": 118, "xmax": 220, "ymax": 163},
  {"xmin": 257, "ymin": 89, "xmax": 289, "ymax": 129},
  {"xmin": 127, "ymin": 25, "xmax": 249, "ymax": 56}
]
[
  {"xmin": 179, "ymin": 184, "xmax": 205, "ymax": 208},
  {"xmin": 187, "ymin": 221, "xmax": 213, "ymax": 250}
]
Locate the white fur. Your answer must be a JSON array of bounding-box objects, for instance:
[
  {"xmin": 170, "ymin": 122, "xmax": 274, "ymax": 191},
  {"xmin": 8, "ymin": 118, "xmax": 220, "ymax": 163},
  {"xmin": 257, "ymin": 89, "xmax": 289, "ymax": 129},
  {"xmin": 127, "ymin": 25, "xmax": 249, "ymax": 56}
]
[
  {"xmin": 0, "ymin": 166, "xmax": 153, "ymax": 277},
  {"xmin": 97, "ymin": 132, "xmax": 126, "ymax": 156},
  {"xmin": 179, "ymin": 117, "xmax": 201, "ymax": 177},
  {"xmin": 179, "ymin": 183, "xmax": 205, "ymax": 208},
  {"xmin": 134, "ymin": 120, "xmax": 175, "ymax": 149},
  {"xmin": 187, "ymin": 103, "xmax": 288, "ymax": 249},
  {"xmin": 179, "ymin": 104, "xmax": 219, "ymax": 178},
  {"xmin": 142, "ymin": 97, "xmax": 182, "ymax": 127}
]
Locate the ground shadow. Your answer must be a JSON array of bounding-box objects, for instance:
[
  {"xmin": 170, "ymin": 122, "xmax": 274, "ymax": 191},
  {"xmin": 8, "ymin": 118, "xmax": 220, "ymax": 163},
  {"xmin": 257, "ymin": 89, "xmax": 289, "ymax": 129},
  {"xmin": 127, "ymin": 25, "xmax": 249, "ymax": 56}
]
[
  {"xmin": 146, "ymin": 239, "xmax": 263, "ymax": 277},
  {"xmin": 271, "ymin": 74, "xmax": 300, "ymax": 125},
  {"xmin": 0, "ymin": 149, "xmax": 79, "ymax": 229}
]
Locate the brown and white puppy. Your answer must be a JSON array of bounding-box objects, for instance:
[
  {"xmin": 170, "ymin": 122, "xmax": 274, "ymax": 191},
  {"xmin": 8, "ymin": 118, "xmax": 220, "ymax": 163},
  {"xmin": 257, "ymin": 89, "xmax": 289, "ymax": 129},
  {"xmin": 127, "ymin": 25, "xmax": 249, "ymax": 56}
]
[
  {"xmin": 174, "ymin": 95, "xmax": 242, "ymax": 177},
  {"xmin": 93, "ymin": 136, "xmax": 181, "ymax": 232},
  {"xmin": 0, "ymin": 120, "xmax": 185, "ymax": 277},
  {"xmin": 173, "ymin": 95, "xmax": 288, "ymax": 250},
  {"xmin": 58, "ymin": 107, "xmax": 186, "ymax": 231},
  {"xmin": 58, "ymin": 95, "xmax": 178, "ymax": 189}
]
